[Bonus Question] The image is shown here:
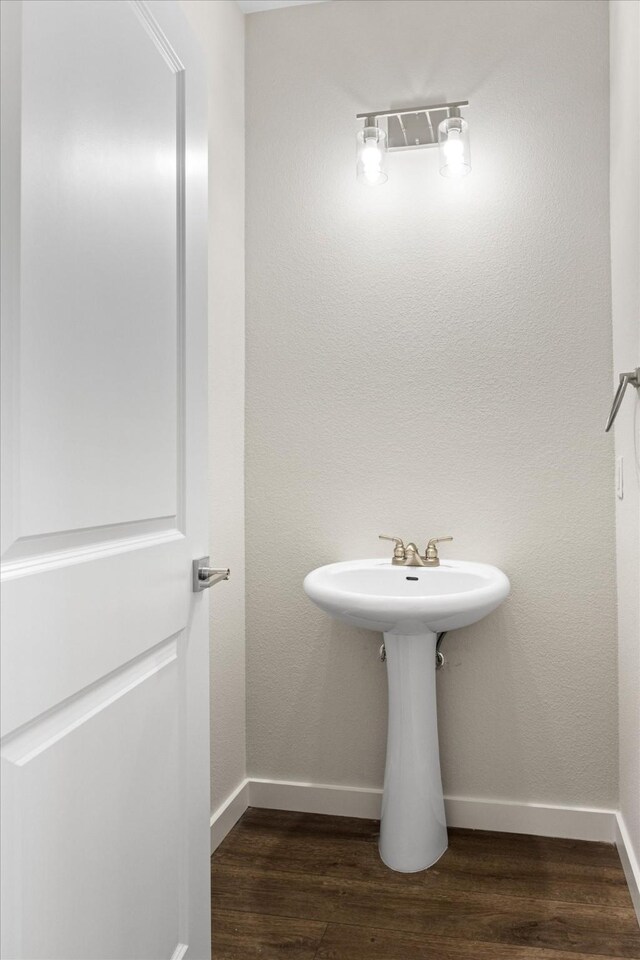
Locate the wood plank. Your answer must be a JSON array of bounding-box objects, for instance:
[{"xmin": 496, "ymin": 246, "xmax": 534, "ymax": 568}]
[
  {"xmin": 230, "ymin": 812, "xmax": 621, "ymax": 863},
  {"xmin": 240, "ymin": 807, "xmax": 380, "ymax": 841},
  {"xmin": 214, "ymin": 817, "xmax": 630, "ymax": 907},
  {"xmin": 447, "ymin": 829, "xmax": 624, "ymax": 870},
  {"xmin": 211, "ymin": 863, "xmax": 640, "ymax": 957},
  {"xmin": 211, "ymin": 909, "xmax": 325, "ymax": 960},
  {"xmin": 227, "ymin": 810, "xmax": 622, "ymax": 868},
  {"xmin": 316, "ymin": 922, "xmax": 638, "ymax": 960}
]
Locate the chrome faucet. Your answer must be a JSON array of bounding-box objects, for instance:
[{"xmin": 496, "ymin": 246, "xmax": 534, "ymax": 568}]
[{"xmin": 379, "ymin": 535, "xmax": 453, "ymax": 568}]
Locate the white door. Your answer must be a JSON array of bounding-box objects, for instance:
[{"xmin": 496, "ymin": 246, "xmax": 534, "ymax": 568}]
[{"xmin": 0, "ymin": 2, "xmax": 210, "ymax": 958}]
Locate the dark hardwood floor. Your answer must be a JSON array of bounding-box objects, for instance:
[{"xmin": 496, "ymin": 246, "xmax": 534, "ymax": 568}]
[{"xmin": 211, "ymin": 808, "xmax": 640, "ymax": 960}]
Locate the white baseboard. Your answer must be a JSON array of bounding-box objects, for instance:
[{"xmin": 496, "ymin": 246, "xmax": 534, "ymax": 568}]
[
  {"xmin": 616, "ymin": 812, "xmax": 640, "ymax": 925},
  {"xmin": 211, "ymin": 777, "xmax": 618, "ymax": 851},
  {"xmin": 249, "ymin": 778, "xmax": 384, "ymax": 819},
  {"xmin": 444, "ymin": 795, "xmax": 616, "ymax": 843},
  {"xmin": 210, "ymin": 778, "xmax": 250, "ymax": 854}
]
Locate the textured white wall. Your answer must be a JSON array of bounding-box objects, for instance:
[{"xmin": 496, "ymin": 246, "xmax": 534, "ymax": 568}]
[
  {"xmin": 246, "ymin": 0, "xmax": 618, "ymax": 807},
  {"xmin": 181, "ymin": 0, "xmax": 246, "ymax": 811},
  {"xmin": 610, "ymin": 0, "xmax": 640, "ymax": 867}
]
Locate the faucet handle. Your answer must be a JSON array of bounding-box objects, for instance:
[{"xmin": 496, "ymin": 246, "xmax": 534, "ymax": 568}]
[
  {"xmin": 379, "ymin": 535, "xmax": 406, "ymax": 563},
  {"xmin": 424, "ymin": 537, "xmax": 453, "ymax": 566}
]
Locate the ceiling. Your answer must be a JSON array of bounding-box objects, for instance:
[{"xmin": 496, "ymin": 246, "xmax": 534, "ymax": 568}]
[{"xmin": 237, "ymin": 0, "xmax": 330, "ymax": 13}]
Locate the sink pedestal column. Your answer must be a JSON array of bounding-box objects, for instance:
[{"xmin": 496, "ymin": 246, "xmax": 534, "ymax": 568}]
[{"xmin": 379, "ymin": 629, "xmax": 447, "ymax": 873}]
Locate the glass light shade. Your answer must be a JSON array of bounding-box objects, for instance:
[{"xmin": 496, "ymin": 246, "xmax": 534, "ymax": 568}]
[
  {"xmin": 356, "ymin": 125, "xmax": 388, "ymax": 186},
  {"xmin": 438, "ymin": 116, "xmax": 471, "ymax": 178}
]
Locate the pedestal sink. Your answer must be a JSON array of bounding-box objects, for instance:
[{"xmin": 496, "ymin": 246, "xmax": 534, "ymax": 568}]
[{"xmin": 303, "ymin": 557, "xmax": 510, "ymax": 872}]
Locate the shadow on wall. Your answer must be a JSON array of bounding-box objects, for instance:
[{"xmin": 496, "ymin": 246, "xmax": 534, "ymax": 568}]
[{"xmin": 438, "ymin": 589, "xmax": 608, "ymax": 803}]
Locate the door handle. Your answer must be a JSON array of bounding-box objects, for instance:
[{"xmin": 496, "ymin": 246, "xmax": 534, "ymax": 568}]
[
  {"xmin": 605, "ymin": 368, "xmax": 640, "ymax": 432},
  {"xmin": 192, "ymin": 557, "xmax": 230, "ymax": 592}
]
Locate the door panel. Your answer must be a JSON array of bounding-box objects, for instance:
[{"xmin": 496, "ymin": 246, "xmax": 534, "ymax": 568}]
[
  {"xmin": 1, "ymin": 540, "xmax": 187, "ymax": 734},
  {"xmin": 15, "ymin": 0, "xmax": 181, "ymax": 539},
  {"xmin": 2, "ymin": 650, "xmax": 181, "ymax": 960},
  {"xmin": 0, "ymin": 1, "xmax": 210, "ymax": 957}
]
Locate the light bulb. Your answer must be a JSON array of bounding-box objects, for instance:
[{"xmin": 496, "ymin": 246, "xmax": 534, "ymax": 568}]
[
  {"xmin": 361, "ymin": 141, "xmax": 382, "ymax": 166},
  {"xmin": 356, "ymin": 124, "xmax": 388, "ymax": 186},
  {"xmin": 443, "ymin": 129, "xmax": 464, "ymax": 166},
  {"xmin": 361, "ymin": 141, "xmax": 383, "ymax": 183},
  {"xmin": 438, "ymin": 115, "xmax": 471, "ymax": 178}
]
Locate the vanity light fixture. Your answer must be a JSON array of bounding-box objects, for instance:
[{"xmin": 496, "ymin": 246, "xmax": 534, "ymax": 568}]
[{"xmin": 356, "ymin": 100, "xmax": 470, "ymax": 185}]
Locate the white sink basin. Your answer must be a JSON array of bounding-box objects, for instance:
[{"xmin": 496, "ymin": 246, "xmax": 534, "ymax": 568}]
[
  {"xmin": 304, "ymin": 555, "xmax": 510, "ymax": 874},
  {"xmin": 304, "ymin": 559, "xmax": 510, "ymax": 634}
]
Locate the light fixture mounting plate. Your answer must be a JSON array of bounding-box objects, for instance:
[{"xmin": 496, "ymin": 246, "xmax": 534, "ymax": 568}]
[{"xmin": 356, "ymin": 100, "xmax": 469, "ymax": 151}]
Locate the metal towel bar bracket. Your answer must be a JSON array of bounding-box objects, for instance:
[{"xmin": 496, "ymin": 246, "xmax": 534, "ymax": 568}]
[{"xmin": 605, "ymin": 368, "xmax": 640, "ymax": 432}]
